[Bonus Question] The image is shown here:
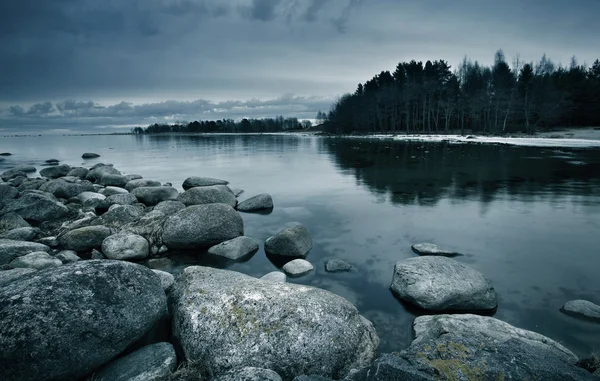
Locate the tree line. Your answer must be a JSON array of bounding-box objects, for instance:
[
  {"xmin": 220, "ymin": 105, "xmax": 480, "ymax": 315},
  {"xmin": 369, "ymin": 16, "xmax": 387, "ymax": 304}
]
[
  {"xmin": 322, "ymin": 50, "xmax": 600, "ymax": 134},
  {"xmin": 132, "ymin": 117, "xmax": 313, "ymax": 134}
]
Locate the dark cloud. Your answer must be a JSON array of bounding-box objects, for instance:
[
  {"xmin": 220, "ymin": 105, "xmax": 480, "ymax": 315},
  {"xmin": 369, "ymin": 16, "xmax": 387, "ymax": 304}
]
[{"xmin": 331, "ymin": 0, "xmax": 362, "ymax": 33}]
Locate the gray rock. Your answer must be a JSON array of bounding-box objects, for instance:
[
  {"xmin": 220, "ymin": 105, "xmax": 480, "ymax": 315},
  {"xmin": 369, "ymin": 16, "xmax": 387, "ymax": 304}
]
[
  {"xmin": 0, "ymin": 268, "xmax": 36, "ymax": 286},
  {"xmin": 0, "ymin": 152, "xmax": 11, "ymax": 156},
  {"xmin": 99, "ymin": 186, "xmax": 129, "ymax": 196},
  {"xmin": 153, "ymin": 200, "xmax": 186, "ymax": 215},
  {"xmin": 92, "ymin": 342, "xmax": 177, "ymax": 381},
  {"xmin": 294, "ymin": 376, "xmax": 335, "ymax": 381},
  {"xmin": 39, "ymin": 164, "xmax": 71, "ymax": 179},
  {"xmin": 561, "ymin": 300, "xmax": 600, "ymax": 322},
  {"xmin": 231, "ymin": 188, "xmax": 244, "ymax": 197},
  {"xmin": 36, "ymin": 236, "xmax": 59, "ymax": 248},
  {"xmin": 390, "ymin": 256, "xmax": 497, "ymax": 312},
  {"xmin": 0, "ymin": 192, "xmax": 69, "ymax": 222},
  {"xmin": 97, "ymin": 204, "xmax": 145, "ymax": 229},
  {"xmin": 171, "ymin": 266, "xmax": 379, "ymax": 380},
  {"xmin": 132, "ymin": 186, "xmax": 179, "ymax": 206},
  {"xmin": 208, "ymin": 236, "xmax": 259, "ymax": 260},
  {"xmin": 152, "ymin": 269, "xmax": 175, "ymax": 292},
  {"xmin": 9, "ymin": 251, "xmax": 62, "ymax": 270},
  {"xmin": 260, "ymin": 271, "xmax": 287, "ymax": 283},
  {"xmin": 45, "ymin": 159, "xmax": 60, "ymax": 164},
  {"xmin": 162, "ymin": 204, "xmax": 243, "ymax": 249},
  {"xmin": 214, "ymin": 367, "xmax": 282, "ymax": 381},
  {"xmin": 411, "ymin": 243, "xmax": 459, "ymax": 257},
  {"xmin": 0, "ymin": 260, "xmax": 167, "ymax": 381},
  {"xmin": 17, "ymin": 178, "xmax": 47, "ymax": 191},
  {"xmin": 0, "ymin": 184, "xmax": 18, "ymax": 200},
  {"xmin": 58, "ymin": 225, "xmax": 111, "ymax": 252},
  {"xmin": 77, "ymin": 191, "xmax": 106, "ymax": 206},
  {"xmin": 102, "ymin": 233, "xmax": 149, "ymax": 260},
  {"xmin": 0, "ymin": 227, "xmax": 41, "ymax": 241},
  {"xmin": 39, "ymin": 179, "xmax": 95, "ymax": 199},
  {"xmin": 325, "ymin": 259, "xmax": 352, "ymax": 272},
  {"xmin": 121, "ymin": 210, "xmax": 168, "ymax": 249},
  {"xmin": 55, "ymin": 250, "xmax": 80, "ymax": 264},
  {"xmin": 1, "ymin": 165, "xmax": 36, "ymax": 180},
  {"xmin": 6, "ymin": 175, "xmax": 26, "ymax": 187},
  {"xmin": 125, "ymin": 174, "xmax": 143, "ymax": 181},
  {"xmin": 82, "ymin": 152, "xmax": 101, "ymax": 158},
  {"xmin": 236, "ymin": 193, "xmax": 274, "ymax": 212},
  {"xmin": 98, "ymin": 173, "xmax": 129, "ymax": 187},
  {"xmin": 1, "ymin": 170, "xmax": 27, "ymax": 182},
  {"xmin": 264, "ymin": 224, "xmax": 312, "ymax": 259},
  {"xmin": 178, "ymin": 185, "xmax": 236, "ymax": 207},
  {"xmin": 146, "ymin": 257, "xmax": 175, "ymax": 270},
  {"xmin": 182, "ymin": 176, "xmax": 229, "ymax": 190},
  {"xmin": 99, "ymin": 193, "xmax": 139, "ymax": 209},
  {"xmin": 0, "ymin": 212, "xmax": 30, "ymax": 233},
  {"xmin": 86, "ymin": 165, "xmax": 120, "ymax": 182},
  {"xmin": 66, "ymin": 167, "xmax": 89, "ymax": 179},
  {"xmin": 125, "ymin": 179, "xmax": 161, "ymax": 192},
  {"xmin": 283, "ymin": 259, "xmax": 314, "ymax": 276},
  {"xmin": 0, "ymin": 239, "xmax": 50, "ymax": 265}
]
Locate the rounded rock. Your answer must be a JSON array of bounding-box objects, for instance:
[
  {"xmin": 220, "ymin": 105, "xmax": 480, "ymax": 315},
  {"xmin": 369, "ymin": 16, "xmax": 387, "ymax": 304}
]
[
  {"xmin": 102, "ymin": 233, "xmax": 150, "ymax": 260},
  {"xmin": 264, "ymin": 224, "xmax": 312, "ymax": 259},
  {"xmin": 178, "ymin": 185, "xmax": 236, "ymax": 207},
  {"xmin": 132, "ymin": 186, "xmax": 179, "ymax": 206},
  {"xmin": 182, "ymin": 176, "xmax": 229, "ymax": 190},
  {"xmin": 58, "ymin": 225, "xmax": 111, "ymax": 252},
  {"xmin": 9, "ymin": 251, "xmax": 62, "ymax": 270},
  {"xmin": 208, "ymin": 236, "xmax": 260, "ymax": 261},
  {"xmin": 236, "ymin": 193, "xmax": 274, "ymax": 212},
  {"xmin": 282, "ymin": 259, "xmax": 314, "ymax": 276}
]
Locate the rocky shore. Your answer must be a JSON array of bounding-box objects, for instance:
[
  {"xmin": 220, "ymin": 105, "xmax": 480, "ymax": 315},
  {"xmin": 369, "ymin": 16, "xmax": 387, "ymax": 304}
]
[{"xmin": 1, "ymin": 155, "xmax": 599, "ymax": 380}]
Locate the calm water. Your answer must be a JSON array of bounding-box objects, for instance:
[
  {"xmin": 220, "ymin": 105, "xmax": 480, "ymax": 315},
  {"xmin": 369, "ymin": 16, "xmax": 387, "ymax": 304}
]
[{"xmin": 2, "ymin": 134, "xmax": 600, "ymax": 356}]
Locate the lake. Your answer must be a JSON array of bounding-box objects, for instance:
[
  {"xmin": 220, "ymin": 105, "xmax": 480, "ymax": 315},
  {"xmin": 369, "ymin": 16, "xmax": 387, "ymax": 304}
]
[{"xmin": 2, "ymin": 133, "xmax": 599, "ymax": 356}]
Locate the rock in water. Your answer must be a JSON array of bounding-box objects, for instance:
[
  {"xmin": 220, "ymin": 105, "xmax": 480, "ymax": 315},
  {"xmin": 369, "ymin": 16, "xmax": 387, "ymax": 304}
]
[
  {"xmin": 39, "ymin": 164, "xmax": 71, "ymax": 179},
  {"xmin": 125, "ymin": 179, "xmax": 162, "ymax": 191},
  {"xmin": 390, "ymin": 256, "xmax": 497, "ymax": 312},
  {"xmin": 208, "ymin": 236, "xmax": 260, "ymax": 261},
  {"xmin": 9, "ymin": 251, "xmax": 62, "ymax": 270},
  {"xmin": 0, "ymin": 239, "xmax": 50, "ymax": 265},
  {"xmin": 324, "ymin": 259, "xmax": 352, "ymax": 272},
  {"xmin": 236, "ymin": 193, "xmax": 274, "ymax": 212},
  {"xmin": 0, "ymin": 260, "xmax": 167, "ymax": 381},
  {"xmin": 283, "ymin": 259, "xmax": 314, "ymax": 276},
  {"xmin": 411, "ymin": 242, "xmax": 459, "ymax": 257},
  {"xmin": 264, "ymin": 224, "xmax": 312, "ymax": 259},
  {"xmin": 178, "ymin": 185, "xmax": 237, "ymax": 207},
  {"xmin": 182, "ymin": 176, "xmax": 229, "ymax": 190},
  {"xmin": 0, "ymin": 192, "xmax": 69, "ymax": 222},
  {"xmin": 561, "ymin": 300, "xmax": 600, "ymax": 322},
  {"xmin": 82, "ymin": 152, "xmax": 101, "ymax": 159},
  {"xmin": 213, "ymin": 367, "xmax": 282, "ymax": 381},
  {"xmin": 132, "ymin": 186, "xmax": 179, "ymax": 206},
  {"xmin": 162, "ymin": 204, "xmax": 243, "ymax": 249},
  {"xmin": 92, "ymin": 342, "xmax": 177, "ymax": 381},
  {"xmin": 102, "ymin": 233, "xmax": 149, "ymax": 260},
  {"xmin": 171, "ymin": 266, "xmax": 379, "ymax": 380},
  {"xmin": 58, "ymin": 225, "xmax": 111, "ymax": 252},
  {"xmin": 260, "ymin": 271, "xmax": 286, "ymax": 283}
]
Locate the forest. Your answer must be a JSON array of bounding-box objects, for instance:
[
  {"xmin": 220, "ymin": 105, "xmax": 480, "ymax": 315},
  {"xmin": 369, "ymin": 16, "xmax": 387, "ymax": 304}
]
[
  {"xmin": 323, "ymin": 50, "xmax": 600, "ymax": 135},
  {"xmin": 132, "ymin": 116, "xmax": 312, "ymax": 134}
]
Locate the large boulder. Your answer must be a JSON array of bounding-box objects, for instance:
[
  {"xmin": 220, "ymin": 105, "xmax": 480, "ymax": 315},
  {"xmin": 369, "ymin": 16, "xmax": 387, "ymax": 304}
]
[
  {"xmin": 264, "ymin": 224, "xmax": 312, "ymax": 259},
  {"xmin": 0, "ymin": 239, "xmax": 50, "ymax": 265},
  {"xmin": 39, "ymin": 179, "xmax": 95, "ymax": 199},
  {"xmin": 39, "ymin": 164, "xmax": 71, "ymax": 179},
  {"xmin": 92, "ymin": 342, "xmax": 177, "ymax": 381},
  {"xmin": 66, "ymin": 167, "xmax": 89, "ymax": 179},
  {"xmin": 0, "ymin": 268, "xmax": 36, "ymax": 286},
  {"xmin": 411, "ymin": 243, "xmax": 459, "ymax": 257},
  {"xmin": 125, "ymin": 179, "xmax": 161, "ymax": 192},
  {"xmin": 102, "ymin": 233, "xmax": 149, "ymax": 260},
  {"xmin": 9, "ymin": 251, "xmax": 62, "ymax": 270},
  {"xmin": 171, "ymin": 266, "xmax": 379, "ymax": 380},
  {"xmin": 236, "ymin": 193, "xmax": 274, "ymax": 212},
  {"xmin": 86, "ymin": 165, "xmax": 120, "ymax": 182},
  {"xmin": 390, "ymin": 256, "xmax": 497, "ymax": 312},
  {"xmin": 58, "ymin": 225, "xmax": 111, "ymax": 252},
  {"xmin": 560, "ymin": 300, "xmax": 600, "ymax": 322},
  {"xmin": 132, "ymin": 186, "xmax": 179, "ymax": 206},
  {"xmin": 182, "ymin": 176, "xmax": 228, "ymax": 190},
  {"xmin": 162, "ymin": 204, "xmax": 243, "ymax": 249},
  {"xmin": 178, "ymin": 185, "xmax": 236, "ymax": 207},
  {"xmin": 0, "ymin": 260, "xmax": 167, "ymax": 381},
  {"xmin": 208, "ymin": 236, "xmax": 260, "ymax": 260},
  {"xmin": 214, "ymin": 367, "xmax": 282, "ymax": 381},
  {"xmin": 0, "ymin": 192, "xmax": 69, "ymax": 222}
]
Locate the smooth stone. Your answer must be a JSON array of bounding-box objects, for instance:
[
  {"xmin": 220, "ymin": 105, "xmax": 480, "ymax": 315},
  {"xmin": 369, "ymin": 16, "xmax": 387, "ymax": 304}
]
[
  {"xmin": 125, "ymin": 179, "xmax": 162, "ymax": 191},
  {"xmin": 0, "ymin": 212, "xmax": 30, "ymax": 233},
  {"xmin": 0, "ymin": 260, "xmax": 167, "ymax": 381},
  {"xmin": 0, "ymin": 239, "xmax": 50, "ymax": 265},
  {"xmin": 231, "ymin": 188, "xmax": 244, "ymax": 197},
  {"xmin": 0, "ymin": 184, "xmax": 18, "ymax": 200},
  {"xmin": 325, "ymin": 259, "xmax": 353, "ymax": 272},
  {"xmin": 39, "ymin": 179, "xmax": 95, "ymax": 199},
  {"xmin": 236, "ymin": 193, "xmax": 274, "ymax": 212},
  {"xmin": 98, "ymin": 204, "xmax": 145, "ymax": 229},
  {"xmin": 39, "ymin": 164, "xmax": 71, "ymax": 179},
  {"xmin": 0, "ymin": 227, "xmax": 41, "ymax": 241},
  {"xmin": 66, "ymin": 167, "xmax": 89, "ymax": 179},
  {"xmin": 98, "ymin": 193, "xmax": 138, "ymax": 208},
  {"xmin": 0, "ymin": 192, "xmax": 69, "ymax": 221},
  {"xmin": 9, "ymin": 251, "xmax": 62, "ymax": 270},
  {"xmin": 152, "ymin": 269, "xmax": 175, "ymax": 292},
  {"xmin": 125, "ymin": 174, "xmax": 143, "ymax": 181},
  {"xmin": 390, "ymin": 256, "xmax": 497, "ymax": 312},
  {"xmin": 99, "ymin": 186, "xmax": 129, "ymax": 196},
  {"xmin": 213, "ymin": 367, "xmax": 282, "ymax": 381},
  {"xmin": 92, "ymin": 342, "xmax": 177, "ymax": 381},
  {"xmin": 411, "ymin": 243, "xmax": 460, "ymax": 257},
  {"xmin": 82, "ymin": 152, "xmax": 101, "ymax": 158},
  {"xmin": 182, "ymin": 176, "xmax": 229, "ymax": 190},
  {"xmin": 0, "ymin": 268, "xmax": 36, "ymax": 286},
  {"xmin": 561, "ymin": 300, "xmax": 600, "ymax": 322},
  {"xmin": 153, "ymin": 200, "xmax": 186, "ymax": 215},
  {"xmin": 178, "ymin": 185, "xmax": 236, "ymax": 207},
  {"xmin": 58, "ymin": 225, "xmax": 111, "ymax": 252},
  {"xmin": 282, "ymin": 259, "xmax": 314, "ymax": 276},
  {"xmin": 171, "ymin": 266, "xmax": 379, "ymax": 380},
  {"xmin": 17, "ymin": 178, "xmax": 47, "ymax": 191},
  {"xmin": 55, "ymin": 250, "xmax": 81, "ymax": 264},
  {"xmin": 132, "ymin": 186, "xmax": 179, "ymax": 206},
  {"xmin": 264, "ymin": 224, "xmax": 312, "ymax": 259},
  {"xmin": 162, "ymin": 204, "xmax": 243, "ymax": 249},
  {"xmin": 97, "ymin": 173, "xmax": 129, "ymax": 187},
  {"xmin": 260, "ymin": 271, "xmax": 287, "ymax": 283},
  {"xmin": 102, "ymin": 233, "xmax": 149, "ymax": 260},
  {"xmin": 146, "ymin": 257, "xmax": 175, "ymax": 270},
  {"xmin": 86, "ymin": 164, "xmax": 120, "ymax": 182},
  {"xmin": 45, "ymin": 159, "xmax": 59, "ymax": 163},
  {"xmin": 208, "ymin": 236, "xmax": 260, "ymax": 261}
]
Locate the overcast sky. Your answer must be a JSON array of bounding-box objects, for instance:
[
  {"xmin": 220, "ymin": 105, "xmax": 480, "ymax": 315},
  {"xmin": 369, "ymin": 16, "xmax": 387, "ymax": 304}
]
[{"xmin": 1, "ymin": 0, "xmax": 599, "ymax": 133}]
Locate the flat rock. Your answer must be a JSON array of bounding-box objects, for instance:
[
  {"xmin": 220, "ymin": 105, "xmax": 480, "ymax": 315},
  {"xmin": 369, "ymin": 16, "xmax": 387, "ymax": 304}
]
[
  {"xmin": 152, "ymin": 269, "xmax": 175, "ymax": 292},
  {"xmin": 39, "ymin": 164, "xmax": 71, "ymax": 179},
  {"xmin": 132, "ymin": 186, "xmax": 179, "ymax": 206},
  {"xmin": 0, "ymin": 239, "xmax": 50, "ymax": 265},
  {"xmin": 58, "ymin": 225, "xmax": 111, "ymax": 252},
  {"xmin": 236, "ymin": 193, "xmax": 274, "ymax": 212},
  {"xmin": 561, "ymin": 300, "xmax": 600, "ymax": 322},
  {"xmin": 55, "ymin": 250, "xmax": 80, "ymax": 264},
  {"xmin": 213, "ymin": 367, "xmax": 282, "ymax": 381},
  {"xmin": 0, "ymin": 268, "xmax": 36, "ymax": 286},
  {"xmin": 182, "ymin": 176, "xmax": 229, "ymax": 190},
  {"xmin": 390, "ymin": 256, "xmax": 497, "ymax": 312},
  {"xmin": 208, "ymin": 236, "xmax": 259, "ymax": 260},
  {"xmin": 125, "ymin": 179, "xmax": 162, "ymax": 191},
  {"xmin": 102, "ymin": 233, "xmax": 149, "ymax": 260},
  {"xmin": 171, "ymin": 266, "xmax": 379, "ymax": 380},
  {"xmin": 178, "ymin": 184, "xmax": 236, "ymax": 207},
  {"xmin": 9, "ymin": 251, "xmax": 62, "ymax": 270},
  {"xmin": 411, "ymin": 243, "xmax": 459, "ymax": 257},
  {"xmin": 153, "ymin": 200, "xmax": 186, "ymax": 215},
  {"xmin": 125, "ymin": 174, "xmax": 143, "ymax": 181},
  {"xmin": 260, "ymin": 271, "xmax": 287, "ymax": 283},
  {"xmin": 0, "ymin": 227, "xmax": 41, "ymax": 241},
  {"xmin": 0, "ymin": 260, "xmax": 167, "ymax": 381},
  {"xmin": 0, "ymin": 192, "xmax": 69, "ymax": 222},
  {"xmin": 82, "ymin": 152, "xmax": 101, "ymax": 158},
  {"xmin": 325, "ymin": 259, "xmax": 353, "ymax": 272},
  {"xmin": 162, "ymin": 203, "xmax": 243, "ymax": 249},
  {"xmin": 283, "ymin": 259, "xmax": 314, "ymax": 276},
  {"xmin": 92, "ymin": 342, "xmax": 177, "ymax": 381},
  {"xmin": 265, "ymin": 224, "xmax": 312, "ymax": 259},
  {"xmin": 39, "ymin": 179, "xmax": 95, "ymax": 199}
]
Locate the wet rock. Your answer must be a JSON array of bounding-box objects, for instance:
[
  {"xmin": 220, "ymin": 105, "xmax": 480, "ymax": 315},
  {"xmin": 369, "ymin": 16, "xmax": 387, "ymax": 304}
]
[
  {"xmin": 264, "ymin": 224, "xmax": 312, "ymax": 259},
  {"xmin": 125, "ymin": 179, "xmax": 162, "ymax": 191},
  {"xmin": 132, "ymin": 186, "xmax": 179, "ymax": 206},
  {"xmin": 82, "ymin": 152, "xmax": 101, "ymax": 158},
  {"xmin": 39, "ymin": 179, "xmax": 95, "ymax": 199},
  {"xmin": 58, "ymin": 225, "xmax": 111, "ymax": 252},
  {"xmin": 0, "ymin": 239, "xmax": 50, "ymax": 265},
  {"xmin": 92, "ymin": 342, "xmax": 177, "ymax": 381},
  {"xmin": 0, "ymin": 212, "xmax": 30, "ymax": 233},
  {"xmin": 411, "ymin": 243, "xmax": 459, "ymax": 257},
  {"xmin": 0, "ymin": 184, "xmax": 18, "ymax": 200},
  {"xmin": 102, "ymin": 233, "xmax": 149, "ymax": 260},
  {"xmin": 66, "ymin": 167, "xmax": 89, "ymax": 179},
  {"xmin": 390, "ymin": 256, "xmax": 497, "ymax": 312},
  {"xmin": 325, "ymin": 259, "xmax": 352, "ymax": 272},
  {"xmin": 9, "ymin": 251, "xmax": 62, "ymax": 270},
  {"xmin": 283, "ymin": 259, "xmax": 314, "ymax": 276},
  {"xmin": 236, "ymin": 193, "xmax": 274, "ymax": 212},
  {"xmin": 162, "ymin": 204, "xmax": 243, "ymax": 249},
  {"xmin": 208, "ymin": 236, "xmax": 259, "ymax": 261},
  {"xmin": 0, "ymin": 192, "xmax": 69, "ymax": 222},
  {"xmin": 97, "ymin": 173, "xmax": 129, "ymax": 187},
  {"xmin": 55, "ymin": 250, "xmax": 80, "ymax": 264},
  {"xmin": 171, "ymin": 266, "xmax": 379, "ymax": 380},
  {"xmin": 1, "ymin": 165, "xmax": 36, "ymax": 180},
  {"xmin": 178, "ymin": 185, "xmax": 236, "ymax": 207},
  {"xmin": 0, "ymin": 268, "xmax": 36, "ymax": 286},
  {"xmin": 214, "ymin": 367, "xmax": 282, "ymax": 381},
  {"xmin": 260, "ymin": 271, "xmax": 286, "ymax": 283},
  {"xmin": 182, "ymin": 176, "xmax": 229, "ymax": 190},
  {"xmin": 99, "ymin": 186, "xmax": 129, "ymax": 196},
  {"xmin": 561, "ymin": 300, "xmax": 600, "ymax": 322},
  {"xmin": 0, "ymin": 227, "xmax": 41, "ymax": 241},
  {"xmin": 153, "ymin": 200, "xmax": 186, "ymax": 216},
  {"xmin": 86, "ymin": 164, "xmax": 120, "ymax": 182},
  {"xmin": 152, "ymin": 269, "xmax": 175, "ymax": 292},
  {"xmin": 40, "ymin": 164, "xmax": 71, "ymax": 179}
]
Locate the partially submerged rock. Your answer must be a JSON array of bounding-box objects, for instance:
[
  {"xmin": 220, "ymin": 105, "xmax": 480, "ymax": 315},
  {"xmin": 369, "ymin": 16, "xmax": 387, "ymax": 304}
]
[
  {"xmin": 208, "ymin": 236, "xmax": 260, "ymax": 261},
  {"xmin": 411, "ymin": 242, "xmax": 460, "ymax": 257},
  {"xmin": 561, "ymin": 300, "xmax": 600, "ymax": 322},
  {"xmin": 82, "ymin": 152, "xmax": 101, "ymax": 158},
  {"xmin": 236, "ymin": 193, "xmax": 274, "ymax": 212},
  {"xmin": 92, "ymin": 342, "xmax": 177, "ymax": 381},
  {"xmin": 177, "ymin": 184, "xmax": 236, "ymax": 207},
  {"xmin": 324, "ymin": 259, "xmax": 353, "ymax": 272},
  {"xmin": 283, "ymin": 258, "xmax": 314, "ymax": 276},
  {"xmin": 264, "ymin": 224, "xmax": 312, "ymax": 259},
  {"xmin": 182, "ymin": 176, "xmax": 229, "ymax": 190}
]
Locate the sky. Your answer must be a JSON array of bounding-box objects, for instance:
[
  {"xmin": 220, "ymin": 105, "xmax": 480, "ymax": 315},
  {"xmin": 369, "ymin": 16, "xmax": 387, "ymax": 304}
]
[{"xmin": 1, "ymin": 0, "xmax": 599, "ymax": 133}]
